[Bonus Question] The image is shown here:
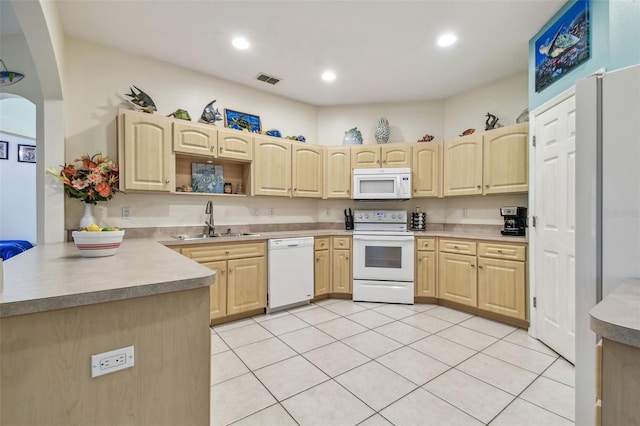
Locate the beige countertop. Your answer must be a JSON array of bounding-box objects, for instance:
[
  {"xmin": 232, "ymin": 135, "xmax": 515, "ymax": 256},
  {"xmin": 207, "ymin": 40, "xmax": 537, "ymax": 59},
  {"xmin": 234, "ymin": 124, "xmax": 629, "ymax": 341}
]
[
  {"xmin": 0, "ymin": 239, "xmax": 215, "ymax": 318},
  {"xmin": 590, "ymin": 279, "xmax": 640, "ymax": 348}
]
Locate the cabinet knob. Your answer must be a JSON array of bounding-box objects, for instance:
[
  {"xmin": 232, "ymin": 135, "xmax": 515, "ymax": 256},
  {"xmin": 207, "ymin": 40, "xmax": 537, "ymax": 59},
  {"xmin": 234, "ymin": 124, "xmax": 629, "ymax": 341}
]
[
  {"xmin": 478, "ymin": 265, "xmax": 483, "ymax": 269},
  {"xmin": 485, "ymin": 184, "xmax": 489, "ymax": 188},
  {"xmin": 414, "ymin": 189, "xmax": 417, "ymax": 192},
  {"xmin": 419, "ymin": 258, "xmax": 423, "ymax": 262},
  {"xmin": 454, "ymin": 245, "xmax": 458, "ymax": 249},
  {"xmin": 220, "ymin": 269, "xmax": 225, "ymax": 274},
  {"xmin": 225, "ymin": 250, "xmax": 230, "ymax": 254},
  {"xmin": 346, "ymin": 257, "xmax": 349, "ymax": 260},
  {"xmin": 347, "ymin": 189, "xmax": 350, "ymax": 194},
  {"xmin": 497, "ymin": 249, "xmax": 503, "ymax": 253},
  {"xmin": 316, "ymin": 258, "xmax": 320, "ymax": 261},
  {"xmin": 165, "ymin": 179, "xmax": 170, "ymax": 184},
  {"xmin": 383, "ymin": 160, "xmax": 387, "ymax": 163},
  {"xmin": 471, "ymin": 264, "xmax": 475, "ymax": 268},
  {"xmin": 219, "ymin": 147, "xmax": 223, "ymax": 152},
  {"xmin": 476, "ymin": 185, "xmax": 481, "ymax": 189},
  {"xmin": 229, "ymin": 268, "xmax": 233, "ymax": 273}
]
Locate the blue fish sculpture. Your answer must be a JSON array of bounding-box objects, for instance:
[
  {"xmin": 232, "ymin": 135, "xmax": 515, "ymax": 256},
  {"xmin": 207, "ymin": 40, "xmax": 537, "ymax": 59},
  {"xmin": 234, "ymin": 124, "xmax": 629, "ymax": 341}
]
[
  {"xmin": 0, "ymin": 71, "xmax": 24, "ymax": 87},
  {"xmin": 125, "ymin": 85, "xmax": 157, "ymax": 113},
  {"xmin": 201, "ymin": 100, "xmax": 222, "ymax": 125}
]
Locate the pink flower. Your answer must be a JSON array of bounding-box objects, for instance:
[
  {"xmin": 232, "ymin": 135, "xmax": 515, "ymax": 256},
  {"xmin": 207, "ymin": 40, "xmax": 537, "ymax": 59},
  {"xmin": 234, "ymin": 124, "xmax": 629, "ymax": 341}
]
[{"xmin": 71, "ymin": 179, "xmax": 89, "ymax": 190}]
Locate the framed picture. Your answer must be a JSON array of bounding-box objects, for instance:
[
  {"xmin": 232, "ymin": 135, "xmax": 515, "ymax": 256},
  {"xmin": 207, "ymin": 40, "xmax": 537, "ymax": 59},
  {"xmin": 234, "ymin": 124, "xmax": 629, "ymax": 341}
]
[
  {"xmin": 0, "ymin": 141, "xmax": 7, "ymax": 160},
  {"xmin": 535, "ymin": 0, "xmax": 590, "ymax": 92},
  {"xmin": 17, "ymin": 144, "xmax": 36, "ymax": 163},
  {"xmin": 224, "ymin": 108, "xmax": 261, "ymax": 133}
]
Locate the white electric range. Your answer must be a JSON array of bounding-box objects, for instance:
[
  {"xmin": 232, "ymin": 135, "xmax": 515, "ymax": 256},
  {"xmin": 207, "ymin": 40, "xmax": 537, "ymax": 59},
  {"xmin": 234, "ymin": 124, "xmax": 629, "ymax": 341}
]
[{"xmin": 352, "ymin": 209, "xmax": 415, "ymax": 304}]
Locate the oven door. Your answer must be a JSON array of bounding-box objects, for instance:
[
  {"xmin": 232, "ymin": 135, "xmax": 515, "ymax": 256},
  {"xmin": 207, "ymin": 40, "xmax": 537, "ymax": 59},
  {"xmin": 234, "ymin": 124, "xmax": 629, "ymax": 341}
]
[
  {"xmin": 352, "ymin": 234, "xmax": 415, "ymax": 282},
  {"xmin": 353, "ymin": 175, "xmax": 400, "ymax": 200}
]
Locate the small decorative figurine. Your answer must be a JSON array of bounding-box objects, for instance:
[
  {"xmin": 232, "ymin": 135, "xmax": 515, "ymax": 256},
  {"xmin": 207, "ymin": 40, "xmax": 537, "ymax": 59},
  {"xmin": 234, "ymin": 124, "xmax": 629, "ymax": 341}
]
[
  {"xmin": 200, "ymin": 100, "xmax": 222, "ymax": 125},
  {"xmin": 167, "ymin": 109, "xmax": 191, "ymax": 121},
  {"xmin": 485, "ymin": 113, "xmax": 503, "ymax": 130},
  {"xmin": 343, "ymin": 127, "xmax": 363, "ymax": 145},
  {"xmin": 460, "ymin": 128, "xmax": 476, "ymax": 137},
  {"xmin": 516, "ymin": 108, "xmax": 529, "ymax": 124},
  {"xmin": 125, "ymin": 85, "xmax": 157, "ymax": 113},
  {"xmin": 375, "ymin": 117, "xmax": 390, "ymax": 144},
  {"xmin": 265, "ymin": 129, "xmax": 282, "ymax": 138},
  {"xmin": 417, "ymin": 134, "xmax": 434, "ymax": 142}
]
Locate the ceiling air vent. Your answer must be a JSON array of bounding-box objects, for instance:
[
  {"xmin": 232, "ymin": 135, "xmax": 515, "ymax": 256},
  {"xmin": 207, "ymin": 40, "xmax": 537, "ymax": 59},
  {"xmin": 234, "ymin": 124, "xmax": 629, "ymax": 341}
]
[{"xmin": 256, "ymin": 73, "xmax": 281, "ymax": 85}]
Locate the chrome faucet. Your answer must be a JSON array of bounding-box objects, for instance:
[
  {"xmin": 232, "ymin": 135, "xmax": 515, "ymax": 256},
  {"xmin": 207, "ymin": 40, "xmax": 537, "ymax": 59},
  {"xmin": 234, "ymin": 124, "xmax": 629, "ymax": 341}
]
[{"xmin": 205, "ymin": 200, "xmax": 216, "ymax": 236}]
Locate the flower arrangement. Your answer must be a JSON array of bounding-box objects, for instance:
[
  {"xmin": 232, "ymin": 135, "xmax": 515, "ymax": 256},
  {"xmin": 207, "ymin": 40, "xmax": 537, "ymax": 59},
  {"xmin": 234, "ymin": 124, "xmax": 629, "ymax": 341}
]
[{"xmin": 47, "ymin": 153, "xmax": 122, "ymax": 205}]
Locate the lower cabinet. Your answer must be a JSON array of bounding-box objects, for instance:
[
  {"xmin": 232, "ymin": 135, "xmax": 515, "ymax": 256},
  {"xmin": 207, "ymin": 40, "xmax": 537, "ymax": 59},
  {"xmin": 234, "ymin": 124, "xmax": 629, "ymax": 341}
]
[
  {"xmin": 178, "ymin": 241, "xmax": 267, "ymax": 323},
  {"xmin": 313, "ymin": 236, "xmax": 352, "ymax": 296},
  {"xmin": 415, "ymin": 237, "xmax": 437, "ymax": 297},
  {"xmin": 435, "ymin": 238, "xmax": 527, "ymax": 321}
]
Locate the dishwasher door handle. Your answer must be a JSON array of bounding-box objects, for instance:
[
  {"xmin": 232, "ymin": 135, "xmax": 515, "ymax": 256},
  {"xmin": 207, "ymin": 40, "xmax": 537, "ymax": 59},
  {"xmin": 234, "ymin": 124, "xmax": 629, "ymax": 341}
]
[{"xmin": 288, "ymin": 244, "xmax": 299, "ymax": 247}]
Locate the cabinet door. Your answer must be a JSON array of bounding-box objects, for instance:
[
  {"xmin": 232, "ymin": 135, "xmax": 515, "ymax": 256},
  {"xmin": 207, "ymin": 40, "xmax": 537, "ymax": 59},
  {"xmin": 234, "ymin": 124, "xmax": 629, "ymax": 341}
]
[
  {"xmin": 314, "ymin": 249, "xmax": 330, "ymax": 296},
  {"xmin": 292, "ymin": 144, "xmax": 323, "ymax": 198},
  {"xmin": 227, "ymin": 256, "xmax": 267, "ymax": 315},
  {"xmin": 438, "ymin": 252, "xmax": 477, "ymax": 306},
  {"xmin": 332, "ymin": 249, "xmax": 352, "ymax": 294},
  {"xmin": 443, "ymin": 134, "xmax": 483, "ymax": 196},
  {"xmin": 381, "ymin": 144, "xmax": 411, "ymax": 168},
  {"xmin": 416, "ymin": 251, "xmax": 437, "ymax": 297},
  {"xmin": 483, "ymin": 123, "xmax": 528, "ymax": 194},
  {"xmin": 254, "ymin": 137, "xmax": 292, "ymax": 196},
  {"xmin": 217, "ymin": 129, "xmax": 253, "ymax": 161},
  {"xmin": 325, "ymin": 147, "xmax": 351, "ymax": 198},
  {"xmin": 351, "ymin": 146, "xmax": 380, "ymax": 169},
  {"xmin": 477, "ymin": 257, "xmax": 526, "ymax": 319},
  {"xmin": 173, "ymin": 121, "xmax": 217, "ymax": 156},
  {"xmin": 121, "ymin": 110, "xmax": 173, "ymax": 192},
  {"xmin": 412, "ymin": 142, "xmax": 441, "ymax": 197},
  {"xmin": 201, "ymin": 260, "xmax": 227, "ymax": 321}
]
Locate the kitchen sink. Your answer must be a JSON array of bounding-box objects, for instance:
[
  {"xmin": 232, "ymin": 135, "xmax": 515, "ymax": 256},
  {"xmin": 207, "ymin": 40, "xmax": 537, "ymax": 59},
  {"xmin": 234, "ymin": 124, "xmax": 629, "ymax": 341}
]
[{"xmin": 171, "ymin": 232, "xmax": 261, "ymax": 241}]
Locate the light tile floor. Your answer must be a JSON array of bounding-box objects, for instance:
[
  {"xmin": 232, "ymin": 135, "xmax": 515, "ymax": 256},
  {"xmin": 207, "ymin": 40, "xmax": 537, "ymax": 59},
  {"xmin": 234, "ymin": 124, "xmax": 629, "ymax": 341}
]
[{"xmin": 211, "ymin": 299, "xmax": 575, "ymax": 426}]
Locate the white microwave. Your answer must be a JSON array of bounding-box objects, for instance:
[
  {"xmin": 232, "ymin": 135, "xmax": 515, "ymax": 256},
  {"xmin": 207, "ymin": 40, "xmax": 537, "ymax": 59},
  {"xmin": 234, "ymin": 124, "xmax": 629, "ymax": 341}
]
[{"xmin": 352, "ymin": 168, "xmax": 412, "ymax": 200}]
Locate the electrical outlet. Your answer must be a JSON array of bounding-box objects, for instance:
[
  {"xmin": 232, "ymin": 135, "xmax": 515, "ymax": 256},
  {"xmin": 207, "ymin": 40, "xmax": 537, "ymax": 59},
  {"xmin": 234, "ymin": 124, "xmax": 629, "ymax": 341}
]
[
  {"xmin": 122, "ymin": 207, "xmax": 131, "ymax": 220},
  {"xmin": 461, "ymin": 208, "xmax": 468, "ymax": 218},
  {"xmin": 269, "ymin": 208, "xmax": 274, "ymax": 217},
  {"xmin": 91, "ymin": 346, "xmax": 134, "ymax": 378},
  {"xmin": 325, "ymin": 208, "xmax": 331, "ymax": 217}
]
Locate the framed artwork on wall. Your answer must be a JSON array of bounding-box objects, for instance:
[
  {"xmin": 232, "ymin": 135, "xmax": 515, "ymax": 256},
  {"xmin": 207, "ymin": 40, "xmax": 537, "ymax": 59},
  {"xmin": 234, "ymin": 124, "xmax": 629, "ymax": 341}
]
[
  {"xmin": 224, "ymin": 109, "xmax": 261, "ymax": 133},
  {"xmin": 0, "ymin": 141, "xmax": 7, "ymax": 160},
  {"xmin": 18, "ymin": 144, "xmax": 36, "ymax": 163},
  {"xmin": 535, "ymin": 0, "xmax": 590, "ymax": 92}
]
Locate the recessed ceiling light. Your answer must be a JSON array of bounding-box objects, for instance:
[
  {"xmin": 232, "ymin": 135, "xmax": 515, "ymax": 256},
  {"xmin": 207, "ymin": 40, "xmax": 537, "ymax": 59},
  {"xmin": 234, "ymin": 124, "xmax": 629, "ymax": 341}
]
[
  {"xmin": 321, "ymin": 70, "xmax": 336, "ymax": 82},
  {"xmin": 232, "ymin": 37, "xmax": 250, "ymax": 50},
  {"xmin": 437, "ymin": 33, "xmax": 457, "ymax": 47}
]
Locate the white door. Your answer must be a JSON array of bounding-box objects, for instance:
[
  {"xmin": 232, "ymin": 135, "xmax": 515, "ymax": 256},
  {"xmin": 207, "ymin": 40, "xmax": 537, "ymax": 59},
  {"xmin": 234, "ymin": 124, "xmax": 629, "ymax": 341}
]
[{"xmin": 532, "ymin": 93, "xmax": 576, "ymax": 363}]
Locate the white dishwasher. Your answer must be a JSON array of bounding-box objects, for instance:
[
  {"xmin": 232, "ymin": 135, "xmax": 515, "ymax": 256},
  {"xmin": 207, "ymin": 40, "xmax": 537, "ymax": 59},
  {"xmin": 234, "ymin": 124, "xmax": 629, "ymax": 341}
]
[{"xmin": 268, "ymin": 237, "xmax": 314, "ymax": 313}]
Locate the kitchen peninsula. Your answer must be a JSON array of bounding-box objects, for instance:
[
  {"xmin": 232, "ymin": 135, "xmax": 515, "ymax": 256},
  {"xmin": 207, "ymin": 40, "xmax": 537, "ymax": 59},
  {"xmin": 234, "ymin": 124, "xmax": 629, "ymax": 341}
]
[{"xmin": 0, "ymin": 239, "xmax": 215, "ymax": 425}]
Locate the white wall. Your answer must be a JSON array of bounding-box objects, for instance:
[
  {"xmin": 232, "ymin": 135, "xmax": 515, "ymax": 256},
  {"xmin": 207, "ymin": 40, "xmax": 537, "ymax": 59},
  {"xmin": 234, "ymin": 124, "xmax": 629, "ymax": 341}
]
[{"xmin": 62, "ymin": 36, "xmax": 528, "ymax": 230}]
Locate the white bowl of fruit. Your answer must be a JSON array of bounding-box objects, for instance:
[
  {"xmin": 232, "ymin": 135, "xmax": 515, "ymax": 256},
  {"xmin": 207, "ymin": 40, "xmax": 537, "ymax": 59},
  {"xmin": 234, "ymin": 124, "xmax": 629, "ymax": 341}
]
[{"xmin": 72, "ymin": 223, "xmax": 125, "ymax": 257}]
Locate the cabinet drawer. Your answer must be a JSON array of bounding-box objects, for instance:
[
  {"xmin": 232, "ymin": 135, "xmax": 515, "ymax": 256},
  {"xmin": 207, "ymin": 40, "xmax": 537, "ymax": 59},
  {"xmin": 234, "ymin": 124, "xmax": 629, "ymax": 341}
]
[
  {"xmin": 332, "ymin": 236, "xmax": 351, "ymax": 250},
  {"xmin": 439, "ymin": 239, "xmax": 476, "ymax": 255},
  {"xmin": 416, "ymin": 237, "xmax": 436, "ymax": 251},
  {"xmin": 315, "ymin": 237, "xmax": 330, "ymax": 251},
  {"xmin": 181, "ymin": 242, "xmax": 265, "ymax": 262},
  {"xmin": 478, "ymin": 242, "xmax": 526, "ymax": 261}
]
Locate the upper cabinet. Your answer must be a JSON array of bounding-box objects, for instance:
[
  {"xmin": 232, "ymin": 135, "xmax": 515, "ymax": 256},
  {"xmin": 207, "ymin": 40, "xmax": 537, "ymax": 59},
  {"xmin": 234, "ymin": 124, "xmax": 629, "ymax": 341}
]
[
  {"xmin": 217, "ymin": 129, "xmax": 253, "ymax": 161},
  {"xmin": 412, "ymin": 141, "xmax": 441, "ymax": 198},
  {"xmin": 325, "ymin": 147, "xmax": 351, "ymax": 199},
  {"xmin": 483, "ymin": 123, "xmax": 528, "ymax": 195},
  {"xmin": 292, "ymin": 144, "xmax": 324, "ymax": 198},
  {"xmin": 351, "ymin": 144, "xmax": 411, "ymax": 169},
  {"xmin": 443, "ymin": 133, "xmax": 484, "ymax": 197},
  {"xmin": 253, "ymin": 136, "xmax": 292, "ymax": 197},
  {"xmin": 442, "ymin": 124, "xmax": 528, "ymax": 197},
  {"xmin": 173, "ymin": 121, "xmax": 218, "ymax": 156},
  {"xmin": 119, "ymin": 110, "xmax": 174, "ymax": 192}
]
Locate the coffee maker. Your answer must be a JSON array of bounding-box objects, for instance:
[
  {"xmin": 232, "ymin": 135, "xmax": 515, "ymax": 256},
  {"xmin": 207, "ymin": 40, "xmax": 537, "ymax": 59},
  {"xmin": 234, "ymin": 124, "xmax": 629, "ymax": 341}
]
[{"xmin": 500, "ymin": 206, "xmax": 527, "ymax": 236}]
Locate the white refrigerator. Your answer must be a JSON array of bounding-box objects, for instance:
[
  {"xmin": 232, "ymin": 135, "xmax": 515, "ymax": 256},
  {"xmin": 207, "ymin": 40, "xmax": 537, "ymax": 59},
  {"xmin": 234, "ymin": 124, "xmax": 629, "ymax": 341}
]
[{"xmin": 575, "ymin": 64, "xmax": 640, "ymax": 425}]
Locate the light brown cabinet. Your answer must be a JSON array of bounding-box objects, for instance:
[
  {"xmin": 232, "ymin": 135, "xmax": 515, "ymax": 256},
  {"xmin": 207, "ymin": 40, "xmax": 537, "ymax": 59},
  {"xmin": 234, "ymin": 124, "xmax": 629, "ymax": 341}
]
[
  {"xmin": 415, "ymin": 237, "xmax": 437, "ymax": 298},
  {"xmin": 253, "ymin": 136, "xmax": 292, "ymax": 197},
  {"xmin": 119, "ymin": 110, "xmax": 174, "ymax": 192},
  {"xmin": 332, "ymin": 237, "xmax": 352, "ymax": 294},
  {"xmin": 351, "ymin": 144, "xmax": 411, "ymax": 169},
  {"xmin": 438, "ymin": 251, "xmax": 478, "ymax": 307},
  {"xmin": 173, "ymin": 121, "xmax": 218, "ymax": 156},
  {"xmin": 483, "ymin": 124, "xmax": 528, "ymax": 194},
  {"xmin": 325, "ymin": 147, "xmax": 351, "ymax": 198},
  {"xmin": 314, "ymin": 237, "xmax": 331, "ymax": 296},
  {"xmin": 179, "ymin": 241, "xmax": 267, "ymax": 323},
  {"xmin": 217, "ymin": 129, "xmax": 253, "ymax": 161},
  {"xmin": 412, "ymin": 142, "xmax": 441, "ymax": 198},
  {"xmin": 292, "ymin": 144, "xmax": 324, "ymax": 198},
  {"xmin": 443, "ymin": 134, "xmax": 483, "ymax": 197}
]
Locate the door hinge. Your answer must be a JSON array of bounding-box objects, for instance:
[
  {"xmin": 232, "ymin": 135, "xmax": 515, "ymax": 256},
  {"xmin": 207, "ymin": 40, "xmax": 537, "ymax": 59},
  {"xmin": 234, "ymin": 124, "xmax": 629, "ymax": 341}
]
[
  {"xmin": 532, "ymin": 135, "xmax": 536, "ymax": 147},
  {"xmin": 532, "ymin": 216, "xmax": 537, "ymax": 227},
  {"xmin": 533, "ymin": 297, "xmax": 537, "ymax": 308}
]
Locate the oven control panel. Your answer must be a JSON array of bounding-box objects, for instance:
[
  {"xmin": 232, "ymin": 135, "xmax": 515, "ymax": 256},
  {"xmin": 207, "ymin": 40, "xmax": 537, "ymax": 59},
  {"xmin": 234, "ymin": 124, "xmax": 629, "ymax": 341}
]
[{"xmin": 354, "ymin": 210, "xmax": 407, "ymax": 223}]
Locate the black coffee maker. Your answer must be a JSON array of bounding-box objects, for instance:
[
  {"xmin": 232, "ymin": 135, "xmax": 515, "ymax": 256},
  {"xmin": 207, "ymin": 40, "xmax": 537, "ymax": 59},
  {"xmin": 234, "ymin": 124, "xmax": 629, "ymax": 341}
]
[{"xmin": 500, "ymin": 206, "xmax": 527, "ymax": 236}]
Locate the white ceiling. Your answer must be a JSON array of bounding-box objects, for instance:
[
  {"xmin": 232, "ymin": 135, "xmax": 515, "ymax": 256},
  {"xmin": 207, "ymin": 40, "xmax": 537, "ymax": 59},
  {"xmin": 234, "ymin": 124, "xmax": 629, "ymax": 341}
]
[{"xmin": 3, "ymin": 0, "xmax": 565, "ymax": 106}]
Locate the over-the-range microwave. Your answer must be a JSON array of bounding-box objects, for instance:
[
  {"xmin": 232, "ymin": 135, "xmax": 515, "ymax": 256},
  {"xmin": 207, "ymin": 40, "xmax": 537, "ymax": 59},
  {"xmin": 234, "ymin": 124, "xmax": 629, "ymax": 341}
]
[{"xmin": 352, "ymin": 167, "xmax": 412, "ymax": 200}]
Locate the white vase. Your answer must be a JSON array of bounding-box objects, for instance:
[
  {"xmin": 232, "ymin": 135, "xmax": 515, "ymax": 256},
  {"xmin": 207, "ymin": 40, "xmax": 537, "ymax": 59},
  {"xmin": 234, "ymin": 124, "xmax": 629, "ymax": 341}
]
[
  {"xmin": 375, "ymin": 117, "xmax": 390, "ymax": 144},
  {"xmin": 79, "ymin": 203, "xmax": 95, "ymax": 229}
]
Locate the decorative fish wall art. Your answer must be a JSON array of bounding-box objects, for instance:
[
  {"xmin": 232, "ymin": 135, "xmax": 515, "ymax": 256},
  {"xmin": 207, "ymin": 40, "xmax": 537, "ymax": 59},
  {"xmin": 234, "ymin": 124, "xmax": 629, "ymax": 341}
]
[
  {"xmin": 0, "ymin": 60, "xmax": 24, "ymax": 87},
  {"xmin": 125, "ymin": 86, "xmax": 157, "ymax": 113}
]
